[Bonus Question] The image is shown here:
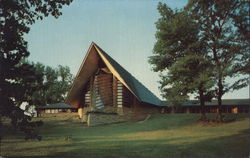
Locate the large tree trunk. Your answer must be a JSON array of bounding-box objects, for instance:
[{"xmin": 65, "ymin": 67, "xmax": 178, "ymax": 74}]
[
  {"xmin": 217, "ymin": 78, "xmax": 223, "ymax": 122},
  {"xmin": 199, "ymin": 88, "xmax": 207, "ymax": 121},
  {"xmin": 0, "ymin": 115, "xmax": 2, "ymax": 154},
  {"xmin": 171, "ymin": 106, "xmax": 176, "ymax": 113},
  {"xmin": 212, "ymin": 48, "xmax": 223, "ymax": 122}
]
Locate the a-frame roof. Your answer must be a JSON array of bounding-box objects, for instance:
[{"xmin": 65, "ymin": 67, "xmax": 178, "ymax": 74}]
[{"xmin": 65, "ymin": 42, "xmax": 161, "ymax": 107}]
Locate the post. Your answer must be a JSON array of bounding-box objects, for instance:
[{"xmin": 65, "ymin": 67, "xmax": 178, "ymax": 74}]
[{"xmin": 78, "ymin": 107, "xmax": 83, "ymax": 119}]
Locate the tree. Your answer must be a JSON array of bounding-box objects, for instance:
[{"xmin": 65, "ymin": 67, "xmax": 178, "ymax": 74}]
[
  {"xmin": 57, "ymin": 65, "xmax": 73, "ymax": 100},
  {"xmin": 150, "ymin": 1, "xmax": 249, "ymax": 121},
  {"xmin": 0, "ymin": 0, "xmax": 73, "ymax": 138},
  {"xmin": 27, "ymin": 62, "xmax": 46, "ymax": 106},
  {"xmin": 149, "ymin": 3, "xmax": 214, "ymax": 120},
  {"xmin": 164, "ymin": 55, "xmax": 214, "ymax": 120},
  {"xmin": 30, "ymin": 63, "xmax": 73, "ymax": 106},
  {"xmin": 186, "ymin": 0, "xmax": 250, "ymax": 121}
]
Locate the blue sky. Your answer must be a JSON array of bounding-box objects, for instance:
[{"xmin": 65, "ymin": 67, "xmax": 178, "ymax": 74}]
[{"xmin": 25, "ymin": 0, "xmax": 249, "ymax": 100}]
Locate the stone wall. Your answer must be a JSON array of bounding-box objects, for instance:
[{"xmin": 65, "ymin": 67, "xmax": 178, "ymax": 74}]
[
  {"xmin": 79, "ymin": 100, "xmax": 164, "ymax": 126},
  {"xmin": 87, "ymin": 112, "xmax": 129, "ymax": 126}
]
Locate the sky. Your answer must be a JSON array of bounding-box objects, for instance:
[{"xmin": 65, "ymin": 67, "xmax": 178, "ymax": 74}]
[{"xmin": 25, "ymin": 0, "xmax": 249, "ymax": 100}]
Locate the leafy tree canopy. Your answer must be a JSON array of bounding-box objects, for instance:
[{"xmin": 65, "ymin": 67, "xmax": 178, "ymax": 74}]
[
  {"xmin": 150, "ymin": 1, "xmax": 249, "ymax": 120},
  {"xmin": 186, "ymin": 0, "xmax": 249, "ymax": 120},
  {"xmin": 0, "ymin": 0, "xmax": 73, "ymax": 138},
  {"xmin": 30, "ymin": 62, "xmax": 73, "ymax": 107}
]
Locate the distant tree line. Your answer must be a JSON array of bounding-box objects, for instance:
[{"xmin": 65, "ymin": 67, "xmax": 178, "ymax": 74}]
[
  {"xmin": 8, "ymin": 60, "xmax": 73, "ymax": 108},
  {"xmin": 149, "ymin": 0, "xmax": 249, "ymax": 121},
  {"xmin": 27, "ymin": 62, "xmax": 73, "ymax": 107}
]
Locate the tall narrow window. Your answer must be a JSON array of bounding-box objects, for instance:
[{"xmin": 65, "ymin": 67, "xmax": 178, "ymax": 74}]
[{"xmin": 117, "ymin": 80, "xmax": 123, "ymax": 108}]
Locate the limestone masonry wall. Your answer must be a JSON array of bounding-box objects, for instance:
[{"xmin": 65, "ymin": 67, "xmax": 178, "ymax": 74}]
[{"xmin": 87, "ymin": 112, "xmax": 129, "ymax": 126}]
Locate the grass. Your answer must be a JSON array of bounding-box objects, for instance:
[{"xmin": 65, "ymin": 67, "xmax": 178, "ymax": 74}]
[{"xmin": 1, "ymin": 113, "xmax": 250, "ymax": 158}]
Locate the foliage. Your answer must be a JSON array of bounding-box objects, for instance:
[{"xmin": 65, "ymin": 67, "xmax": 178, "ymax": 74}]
[
  {"xmin": 0, "ymin": 0, "xmax": 73, "ymax": 139},
  {"xmin": 186, "ymin": 0, "xmax": 250, "ymax": 120},
  {"xmin": 149, "ymin": 3, "xmax": 214, "ymax": 119},
  {"xmin": 170, "ymin": 55, "xmax": 215, "ymax": 119},
  {"xmin": 30, "ymin": 62, "xmax": 73, "ymax": 106},
  {"xmin": 149, "ymin": 3, "xmax": 199, "ymax": 72},
  {"xmin": 150, "ymin": 1, "xmax": 250, "ymax": 120}
]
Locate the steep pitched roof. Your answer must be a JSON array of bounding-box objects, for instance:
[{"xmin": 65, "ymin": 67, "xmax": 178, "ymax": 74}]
[
  {"xmin": 65, "ymin": 42, "xmax": 161, "ymax": 107},
  {"xmin": 94, "ymin": 44, "xmax": 161, "ymax": 106}
]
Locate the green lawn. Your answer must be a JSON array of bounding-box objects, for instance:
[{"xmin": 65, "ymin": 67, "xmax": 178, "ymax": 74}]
[{"xmin": 1, "ymin": 113, "xmax": 250, "ymax": 158}]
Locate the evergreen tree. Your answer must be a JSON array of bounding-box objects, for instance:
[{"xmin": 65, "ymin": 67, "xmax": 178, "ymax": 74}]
[{"xmin": 163, "ymin": 55, "xmax": 214, "ymax": 120}]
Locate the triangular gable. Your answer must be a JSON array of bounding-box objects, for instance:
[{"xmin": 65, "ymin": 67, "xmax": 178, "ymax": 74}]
[
  {"xmin": 93, "ymin": 44, "xmax": 161, "ymax": 106},
  {"xmin": 65, "ymin": 42, "xmax": 161, "ymax": 107},
  {"xmin": 93, "ymin": 44, "xmax": 140, "ymax": 101},
  {"xmin": 65, "ymin": 44, "xmax": 100, "ymax": 107}
]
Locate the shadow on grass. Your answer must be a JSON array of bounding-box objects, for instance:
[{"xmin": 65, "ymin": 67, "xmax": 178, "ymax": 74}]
[
  {"xmin": 32, "ymin": 114, "xmax": 248, "ymax": 138},
  {"xmin": 40, "ymin": 114, "xmax": 201, "ymax": 138},
  {"xmin": 3, "ymin": 114, "xmax": 249, "ymax": 158},
  {"xmin": 8, "ymin": 128, "xmax": 250, "ymax": 158}
]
